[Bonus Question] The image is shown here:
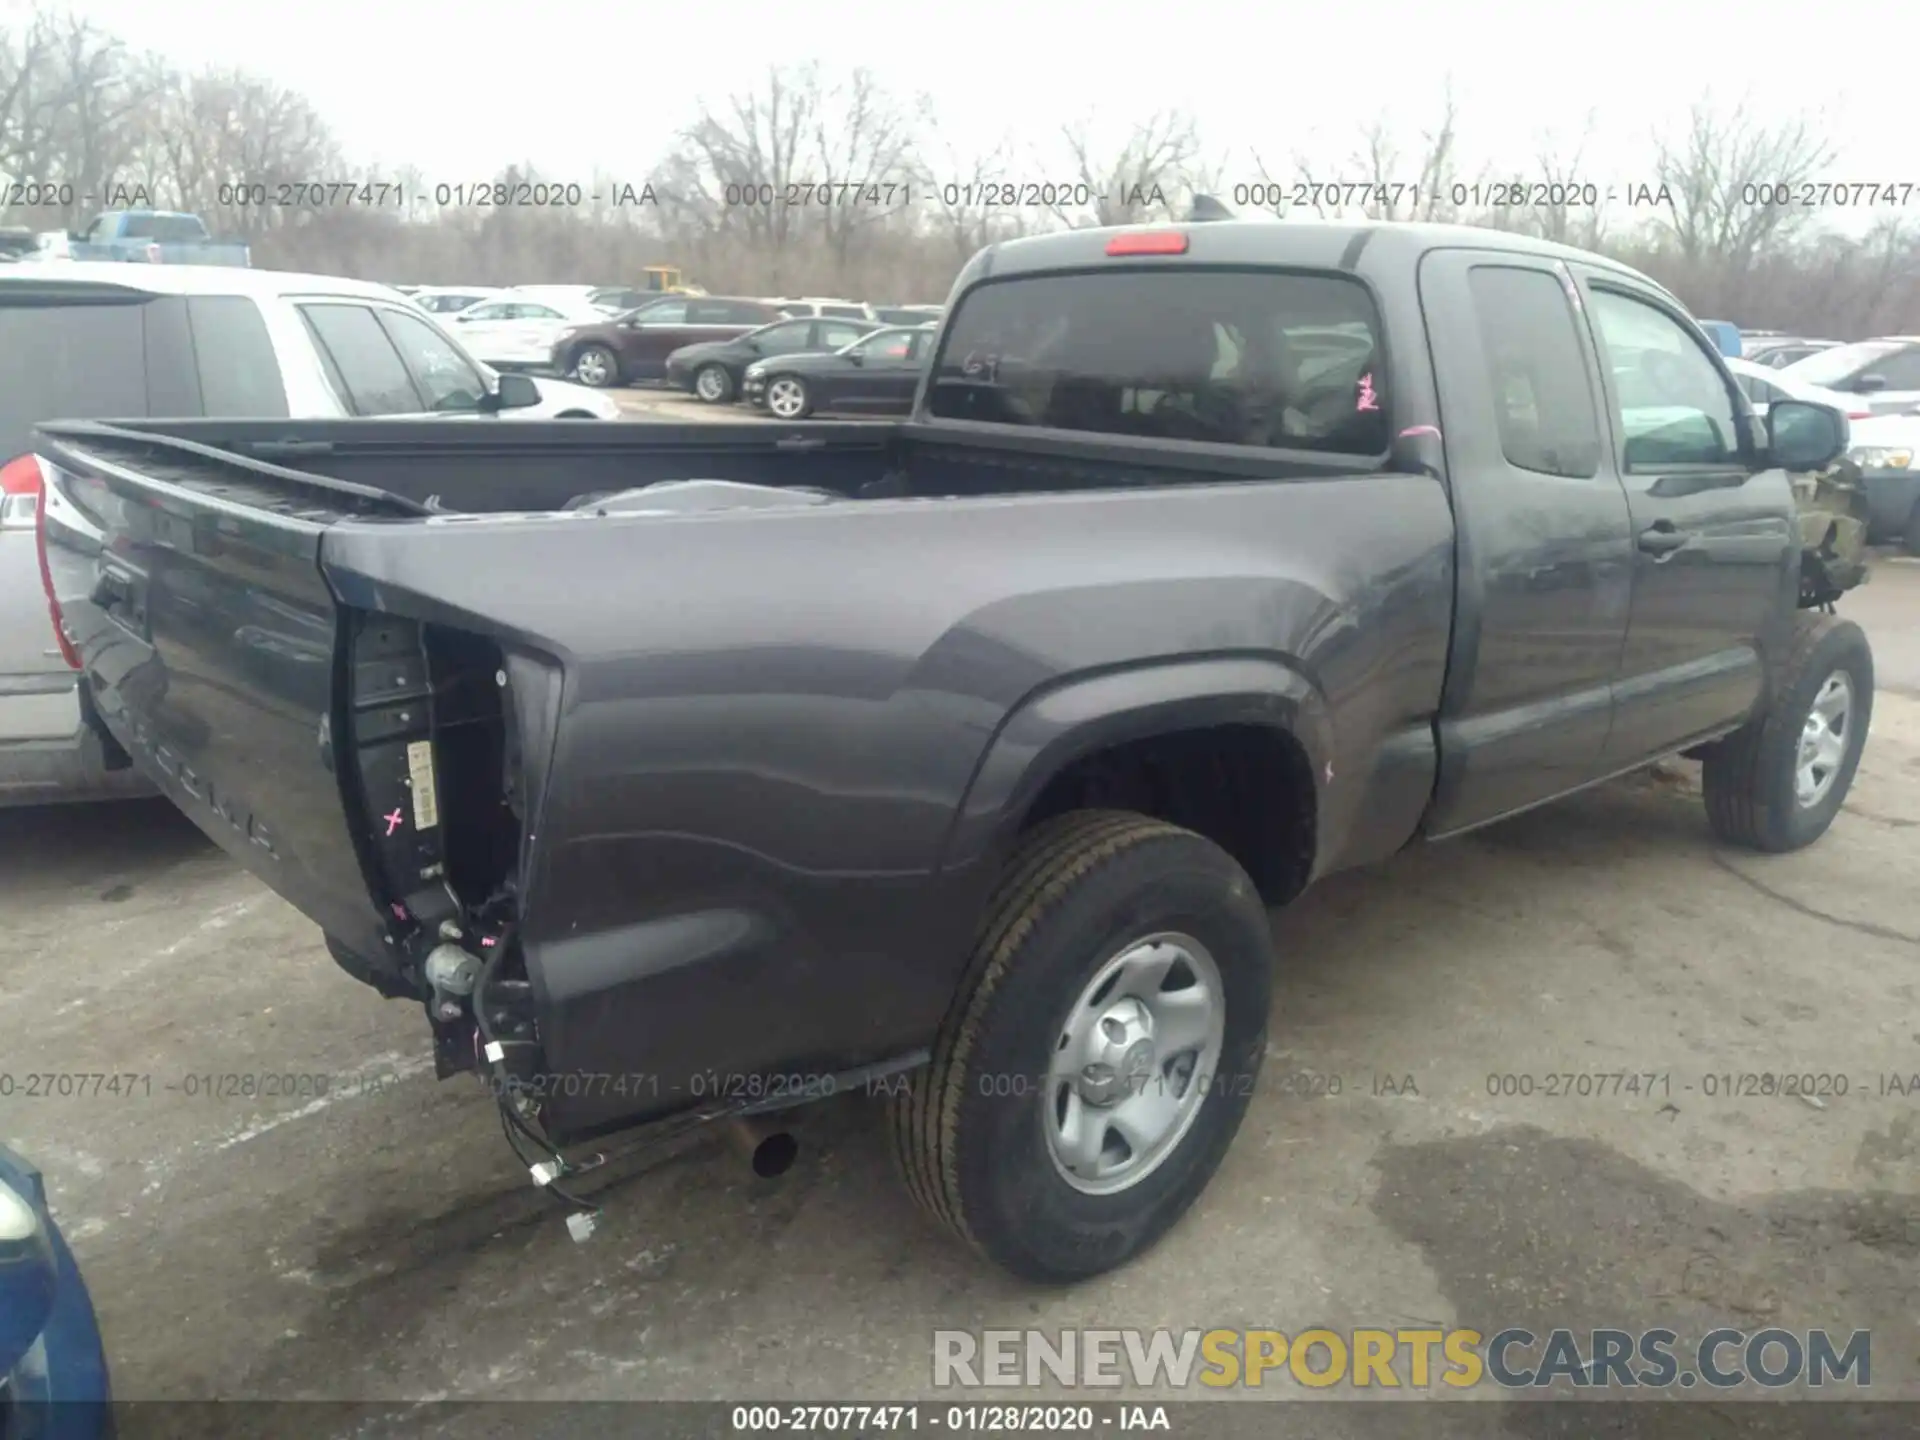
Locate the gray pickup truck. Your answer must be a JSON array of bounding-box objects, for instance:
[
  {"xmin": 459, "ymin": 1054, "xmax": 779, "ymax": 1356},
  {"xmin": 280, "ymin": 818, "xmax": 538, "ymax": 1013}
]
[{"xmin": 32, "ymin": 217, "xmax": 1873, "ymax": 1282}]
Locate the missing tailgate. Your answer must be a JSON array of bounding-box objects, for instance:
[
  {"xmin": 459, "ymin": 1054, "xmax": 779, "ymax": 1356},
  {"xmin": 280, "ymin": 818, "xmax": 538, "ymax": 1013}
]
[{"xmin": 344, "ymin": 614, "xmax": 521, "ymax": 937}]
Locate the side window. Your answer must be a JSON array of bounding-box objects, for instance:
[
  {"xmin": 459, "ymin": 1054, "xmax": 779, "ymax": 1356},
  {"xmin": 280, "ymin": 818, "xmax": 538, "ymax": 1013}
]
[
  {"xmin": 820, "ymin": 321, "xmax": 869, "ymax": 349},
  {"xmin": 686, "ymin": 301, "xmax": 732, "ymax": 324},
  {"xmin": 1588, "ymin": 289, "xmax": 1741, "ymax": 468},
  {"xmin": 462, "ymin": 302, "xmax": 511, "ymax": 321},
  {"xmin": 635, "ymin": 299, "xmax": 688, "ymax": 325},
  {"xmin": 376, "ymin": 309, "xmax": 488, "ymax": 412},
  {"xmin": 185, "ymin": 297, "xmax": 290, "ymax": 417},
  {"xmin": 1869, "ymin": 347, "xmax": 1920, "ymax": 388},
  {"xmin": 299, "ymin": 303, "xmax": 424, "ymax": 415},
  {"xmin": 1465, "ymin": 267, "xmax": 1601, "ymax": 480},
  {"xmin": 822, "ymin": 305, "xmax": 866, "ymax": 320},
  {"xmin": 756, "ymin": 322, "xmax": 815, "ymax": 354},
  {"xmin": 518, "ymin": 304, "xmax": 562, "ymax": 320},
  {"xmin": 873, "ymin": 332, "xmax": 914, "ymax": 362},
  {"xmin": 731, "ymin": 302, "xmax": 776, "ymax": 325}
]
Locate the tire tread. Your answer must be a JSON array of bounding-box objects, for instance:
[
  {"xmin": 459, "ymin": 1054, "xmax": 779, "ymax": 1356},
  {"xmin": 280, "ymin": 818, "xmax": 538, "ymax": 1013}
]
[
  {"xmin": 887, "ymin": 810, "xmax": 1188, "ymax": 1257},
  {"xmin": 1703, "ymin": 612, "xmax": 1864, "ymax": 851}
]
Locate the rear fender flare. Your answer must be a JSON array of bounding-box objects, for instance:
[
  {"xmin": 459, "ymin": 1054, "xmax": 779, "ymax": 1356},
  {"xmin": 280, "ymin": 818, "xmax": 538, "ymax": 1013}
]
[{"xmin": 937, "ymin": 654, "xmax": 1332, "ymax": 878}]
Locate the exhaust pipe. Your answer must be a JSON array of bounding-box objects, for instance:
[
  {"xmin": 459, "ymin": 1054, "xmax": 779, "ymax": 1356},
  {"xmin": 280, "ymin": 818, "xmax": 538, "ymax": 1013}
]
[{"xmin": 726, "ymin": 1114, "xmax": 799, "ymax": 1178}]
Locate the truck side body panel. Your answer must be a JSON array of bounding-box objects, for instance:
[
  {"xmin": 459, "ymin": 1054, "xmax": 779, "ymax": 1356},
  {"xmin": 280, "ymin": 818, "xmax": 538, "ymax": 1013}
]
[{"xmin": 319, "ymin": 470, "xmax": 1454, "ymax": 1137}]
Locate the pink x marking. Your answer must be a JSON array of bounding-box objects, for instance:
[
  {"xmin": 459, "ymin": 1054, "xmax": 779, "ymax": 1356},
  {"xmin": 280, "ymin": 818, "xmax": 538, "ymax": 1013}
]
[{"xmin": 383, "ymin": 808, "xmax": 405, "ymax": 836}]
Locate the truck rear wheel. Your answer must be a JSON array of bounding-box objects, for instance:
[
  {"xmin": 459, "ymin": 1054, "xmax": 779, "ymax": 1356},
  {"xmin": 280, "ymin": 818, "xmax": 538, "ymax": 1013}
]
[
  {"xmin": 1702, "ymin": 614, "xmax": 1873, "ymax": 853},
  {"xmin": 888, "ymin": 810, "xmax": 1272, "ymax": 1282}
]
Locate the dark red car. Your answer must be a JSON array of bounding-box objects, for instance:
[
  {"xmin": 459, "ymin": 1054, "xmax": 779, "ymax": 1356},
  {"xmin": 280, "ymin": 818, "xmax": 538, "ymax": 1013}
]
[{"xmin": 551, "ymin": 296, "xmax": 784, "ymax": 387}]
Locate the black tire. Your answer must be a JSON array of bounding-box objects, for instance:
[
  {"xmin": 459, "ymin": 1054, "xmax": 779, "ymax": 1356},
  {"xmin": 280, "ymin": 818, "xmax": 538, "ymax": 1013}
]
[
  {"xmin": 693, "ymin": 364, "xmax": 736, "ymax": 404},
  {"xmin": 570, "ymin": 344, "xmax": 622, "ymax": 389},
  {"xmin": 1702, "ymin": 614, "xmax": 1873, "ymax": 853},
  {"xmin": 1904, "ymin": 496, "xmax": 1920, "ymax": 558},
  {"xmin": 888, "ymin": 810, "xmax": 1272, "ymax": 1282}
]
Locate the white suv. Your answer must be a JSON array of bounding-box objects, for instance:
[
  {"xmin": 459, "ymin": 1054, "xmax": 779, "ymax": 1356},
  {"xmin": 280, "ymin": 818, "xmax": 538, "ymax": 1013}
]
[{"xmin": 0, "ymin": 262, "xmax": 621, "ymax": 807}]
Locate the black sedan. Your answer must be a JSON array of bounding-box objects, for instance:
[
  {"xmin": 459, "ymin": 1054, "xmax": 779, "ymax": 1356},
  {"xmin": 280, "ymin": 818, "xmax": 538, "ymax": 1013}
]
[
  {"xmin": 663, "ymin": 315, "xmax": 878, "ymax": 403},
  {"xmin": 742, "ymin": 325, "xmax": 935, "ymax": 419}
]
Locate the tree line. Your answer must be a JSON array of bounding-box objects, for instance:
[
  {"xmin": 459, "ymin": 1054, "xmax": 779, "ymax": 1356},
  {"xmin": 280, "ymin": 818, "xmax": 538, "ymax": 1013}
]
[{"xmin": 5, "ymin": 8, "xmax": 1920, "ymax": 335}]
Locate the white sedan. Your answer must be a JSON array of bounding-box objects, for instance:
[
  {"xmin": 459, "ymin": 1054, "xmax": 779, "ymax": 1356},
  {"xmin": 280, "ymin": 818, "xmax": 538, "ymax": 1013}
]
[
  {"xmin": 1725, "ymin": 357, "xmax": 1872, "ymax": 421},
  {"xmin": 445, "ymin": 296, "xmax": 605, "ymax": 370},
  {"xmin": 411, "ymin": 285, "xmax": 508, "ymax": 318}
]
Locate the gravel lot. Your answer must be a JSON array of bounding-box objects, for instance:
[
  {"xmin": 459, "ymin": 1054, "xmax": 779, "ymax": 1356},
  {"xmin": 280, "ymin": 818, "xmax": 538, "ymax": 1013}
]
[{"xmin": 5, "ymin": 514, "xmax": 1919, "ymax": 1431}]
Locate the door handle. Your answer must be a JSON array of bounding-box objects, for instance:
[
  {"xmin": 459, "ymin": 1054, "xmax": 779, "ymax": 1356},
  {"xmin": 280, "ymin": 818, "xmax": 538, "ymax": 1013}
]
[{"xmin": 1637, "ymin": 523, "xmax": 1690, "ymax": 556}]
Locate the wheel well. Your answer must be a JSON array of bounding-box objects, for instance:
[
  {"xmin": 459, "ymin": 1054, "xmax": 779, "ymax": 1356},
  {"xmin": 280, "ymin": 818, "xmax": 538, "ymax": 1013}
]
[{"xmin": 1022, "ymin": 723, "xmax": 1317, "ymax": 905}]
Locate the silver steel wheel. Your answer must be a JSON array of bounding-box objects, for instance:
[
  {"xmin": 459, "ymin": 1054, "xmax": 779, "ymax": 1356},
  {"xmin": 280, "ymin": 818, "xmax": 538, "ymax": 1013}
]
[
  {"xmin": 766, "ymin": 377, "xmax": 808, "ymax": 419},
  {"xmin": 574, "ymin": 348, "xmax": 613, "ymax": 387},
  {"xmin": 695, "ymin": 365, "xmax": 728, "ymax": 401},
  {"xmin": 1795, "ymin": 671, "xmax": 1853, "ymax": 808},
  {"xmin": 1044, "ymin": 932, "xmax": 1226, "ymax": 1196}
]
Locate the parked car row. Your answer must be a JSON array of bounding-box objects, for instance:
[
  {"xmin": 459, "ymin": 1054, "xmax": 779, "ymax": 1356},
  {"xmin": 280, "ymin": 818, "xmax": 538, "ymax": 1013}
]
[
  {"xmin": 398, "ymin": 283, "xmax": 946, "ymax": 388},
  {"xmin": 0, "ymin": 261, "xmax": 620, "ymax": 810},
  {"xmin": 663, "ymin": 316, "xmax": 939, "ymax": 417}
]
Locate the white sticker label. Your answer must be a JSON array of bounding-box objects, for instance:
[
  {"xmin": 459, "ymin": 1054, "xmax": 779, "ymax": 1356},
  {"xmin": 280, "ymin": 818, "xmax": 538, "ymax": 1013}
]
[{"xmin": 406, "ymin": 739, "xmax": 439, "ymax": 830}]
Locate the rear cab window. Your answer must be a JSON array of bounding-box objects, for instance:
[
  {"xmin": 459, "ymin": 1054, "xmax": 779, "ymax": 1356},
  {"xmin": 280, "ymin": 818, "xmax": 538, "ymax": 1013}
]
[{"xmin": 928, "ymin": 268, "xmax": 1390, "ymax": 454}]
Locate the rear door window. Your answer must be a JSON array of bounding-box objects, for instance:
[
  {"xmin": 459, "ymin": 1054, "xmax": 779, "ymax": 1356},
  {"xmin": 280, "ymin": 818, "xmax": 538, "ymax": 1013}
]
[
  {"xmin": 299, "ymin": 302, "xmax": 425, "ymax": 415},
  {"xmin": 1465, "ymin": 266, "xmax": 1601, "ymax": 479},
  {"xmin": 0, "ymin": 293, "xmax": 157, "ymax": 458},
  {"xmin": 755, "ymin": 320, "xmax": 816, "ymax": 355},
  {"xmin": 635, "ymin": 299, "xmax": 688, "ymax": 325},
  {"xmin": 929, "ymin": 269, "xmax": 1390, "ymax": 454},
  {"xmin": 186, "ymin": 296, "xmax": 290, "ymax": 417}
]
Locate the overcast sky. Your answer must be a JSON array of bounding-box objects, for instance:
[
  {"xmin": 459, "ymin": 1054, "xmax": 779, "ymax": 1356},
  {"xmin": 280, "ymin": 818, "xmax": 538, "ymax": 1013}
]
[{"xmin": 23, "ymin": 0, "xmax": 1919, "ymax": 230}]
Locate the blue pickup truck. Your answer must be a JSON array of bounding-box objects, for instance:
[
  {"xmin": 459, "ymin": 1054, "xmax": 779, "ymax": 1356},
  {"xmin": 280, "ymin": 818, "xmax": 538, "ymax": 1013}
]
[{"xmin": 65, "ymin": 210, "xmax": 250, "ymax": 266}]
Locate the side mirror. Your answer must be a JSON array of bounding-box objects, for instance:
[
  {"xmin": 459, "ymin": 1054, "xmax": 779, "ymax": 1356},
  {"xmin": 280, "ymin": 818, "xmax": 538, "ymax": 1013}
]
[
  {"xmin": 1767, "ymin": 400, "xmax": 1848, "ymax": 472},
  {"xmin": 847, "ymin": 351, "xmax": 864, "ymax": 366},
  {"xmin": 486, "ymin": 372, "xmax": 542, "ymax": 412},
  {"xmin": 1854, "ymin": 373, "xmax": 1888, "ymax": 393}
]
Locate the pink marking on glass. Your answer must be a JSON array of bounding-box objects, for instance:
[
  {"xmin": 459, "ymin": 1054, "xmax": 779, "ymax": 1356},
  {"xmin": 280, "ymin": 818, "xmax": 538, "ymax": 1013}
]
[
  {"xmin": 383, "ymin": 807, "xmax": 405, "ymax": 837},
  {"xmin": 1356, "ymin": 373, "xmax": 1380, "ymax": 412},
  {"xmin": 1397, "ymin": 425, "xmax": 1442, "ymax": 439},
  {"xmin": 481, "ymin": 936, "xmax": 497, "ymax": 948},
  {"xmin": 391, "ymin": 903, "xmax": 408, "ymax": 920}
]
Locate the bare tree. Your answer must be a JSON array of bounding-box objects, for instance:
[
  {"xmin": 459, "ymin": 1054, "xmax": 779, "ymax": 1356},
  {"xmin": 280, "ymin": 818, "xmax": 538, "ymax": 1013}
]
[
  {"xmin": 806, "ymin": 68, "xmax": 920, "ymax": 283},
  {"xmin": 653, "ymin": 63, "xmax": 825, "ymax": 292},
  {"xmin": 0, "ymin": 10, "xmax": 57, "ymax": 182},
  {"xmin": 921, "ymin": 133, "xmax": 1033, "ymax": 266},
  {"xmin": 1473, "ymin": 110, "xmax": 1609, "ymax": 249},
  {"xmin": 1649, "ymin": 102, "xmax": 1833, "ymax": 314},
  {"xmin": 1257, "ymin": 84, "xmax": 1465, "ymax": 223},
  {"xmin": 1049, "ymin": 111, "xmax": 1201, "ymax": 228}
]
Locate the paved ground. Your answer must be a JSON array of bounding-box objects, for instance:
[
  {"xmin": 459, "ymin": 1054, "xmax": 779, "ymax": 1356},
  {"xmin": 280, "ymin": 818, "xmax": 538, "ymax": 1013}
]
[
  {"xmin": 3, "ymin": 562, "xmax": 1919, "ymax": 1434},
  {"xmin": 611, "ymin": 384, "xmax": 773, "ymax": 424}
]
